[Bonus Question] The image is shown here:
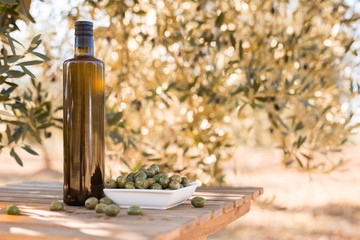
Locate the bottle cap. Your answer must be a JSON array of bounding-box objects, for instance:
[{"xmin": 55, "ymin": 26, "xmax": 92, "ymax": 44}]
[{"xmin": 75, "ymin": 21, "xmax": 93, "ymax": 36}]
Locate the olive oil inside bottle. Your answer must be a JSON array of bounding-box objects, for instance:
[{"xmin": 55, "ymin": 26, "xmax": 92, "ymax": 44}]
[{"xmin": 63, "ymin": 21, "xmax": 105, "ymax": 205}]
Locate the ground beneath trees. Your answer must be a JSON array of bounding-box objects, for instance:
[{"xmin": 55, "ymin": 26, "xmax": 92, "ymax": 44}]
[{"xmin": 1, "ymin": 134, "xmax": 359, "ymax": 240}]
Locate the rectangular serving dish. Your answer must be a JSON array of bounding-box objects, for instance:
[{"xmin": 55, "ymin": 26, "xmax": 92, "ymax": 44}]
[{"xmin": 104, "ymin": 183, "xmax": 199, "ymax": 209}]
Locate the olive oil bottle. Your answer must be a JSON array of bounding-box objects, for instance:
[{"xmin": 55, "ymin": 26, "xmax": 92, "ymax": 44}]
[{"xmin": 63, "ymin": 21, "xmax": 105, "ymax": 205}]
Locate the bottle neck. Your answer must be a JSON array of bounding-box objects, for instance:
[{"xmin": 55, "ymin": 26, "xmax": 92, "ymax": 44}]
[{"xmin": 75, "ymin": 35, "xmax": 94, "ymax": 57}]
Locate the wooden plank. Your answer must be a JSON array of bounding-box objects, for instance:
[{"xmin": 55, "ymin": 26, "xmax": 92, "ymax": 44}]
[
  {"xmin": 0, "ymin": 196, "xmax": 56, "ymax": 204},
  {"xmin": 0, "ymin": 212, "xmax": 180, "ymax": 240},
  {"xmin": 0, "ymin": 233, "xmax": 90, "ymax": 240},
  {"xmin": 5, "ymin": 184, "xmax": 62, "ymax": 191},
  {"xmin": 191, "ymin": 192, "xmax": 244, "ymax": 207},
  {"xmin": 196, "ymin": 187, "xmax": 261, "ymax": 200},
  {"xmin": 0, "ymin": 222, "xmax": 159, "ymax": 240},
  {"xmin": 193, "ymin": 190, "xmax": 251, "ymax": 203},
  {"xmin": 0, "ymin": 187, "xmax": 62, "ymax": 195},
  {"xmin": 142, "ymin": 209, "xmax": 212, "ymax": 226},
  {"xmin": 0, "ymin": 192, "xmax": 62, "ymax": 199},
  {"xmin": 182, "ymin": 200, "xmax": 234, "ymax": 214},
  {"xmin": 0, "ymin": 186, "xmax": 62, "ymax": 193},
  {"xmin": 175, "ymin": 201, "xmax": 251, "ymax": 240},
  {"xmin": 16, "ymin": 182, "xmax": 62, "ymax": 186}
]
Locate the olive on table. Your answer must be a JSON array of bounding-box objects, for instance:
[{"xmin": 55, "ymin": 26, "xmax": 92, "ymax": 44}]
[
  {"xmin": 95, "ymin": 203, "xmax": 107, "ymax": 213},
  {"xmin": 99, "ymin": 197, "xmax": 112, "ymax": 205},
  {"xmin": 50, "ymin": 201, "xmax": 64, "ymax": 211},
  {"xmin": 191, "ymin": 197, "xmax": 206, "ymax": 208},
  {"xmin": 6, "ymin": 205, "xmax": 20, "ymax": 215},
  {"xmin": 169, "ymin": 181, "xmax": 181, "ymax": 190},
  {"xmin": 158, "ymin": 175, "xmax": 170, "ymax": 189},
  {"xmin": 104, "ymin": 204, "xmax": 120, "ymax": 217},
  {"xmin": 85, "ymin": 197, "xmax": 98, "ymax": 209},
  {"xmin": 151, "ymin": 183, "xmax": 162, "ymax": 190},
  {"xmin": 104, "ymin": 179, "xmax": 117, "ymax": 188},
  {"xmin": 116, "ymin": 176, "xmax": 126, "ymax": 188},
  {"xmin": 135, "ymin": 178, "xmax": 148, "ymax": 189},
  {"xmin": 127, "ymin": 206, "xmax": 142, "ymax": 215},
  {"xmin": 124, "ymin": 182, "xmax": 135, "ymax": 189},
  {"xmin": 181, "ymin": 177, "xmax": 190, "ymax": 187}
]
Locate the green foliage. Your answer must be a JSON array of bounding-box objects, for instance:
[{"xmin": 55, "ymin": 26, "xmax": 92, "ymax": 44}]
[
  {"xmin": 82, "ymin": 0, "xmax": 359, "ymax": 184},
  {"xmin": 0, "ymin": 0, "xmax": 56, "ymax": 165},
  {"xmin": 6, "ymin": 0, "xmax": 358, "ymax": 183}
]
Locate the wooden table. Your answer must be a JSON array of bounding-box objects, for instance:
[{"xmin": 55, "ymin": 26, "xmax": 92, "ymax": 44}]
[{"xmin": 0, "ymin": 182, "xmax": 263, "ymax": 240}]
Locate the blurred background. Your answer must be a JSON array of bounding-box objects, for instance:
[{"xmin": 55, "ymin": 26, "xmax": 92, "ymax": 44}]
[{"xmin": 0, "ymin": 0, "xmax": 360, "ymax": 239}]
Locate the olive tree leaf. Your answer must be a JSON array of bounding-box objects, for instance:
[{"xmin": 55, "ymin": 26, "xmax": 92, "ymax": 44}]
[
  {"xmin": 215, "ymin": 12, "xmax": 225, "ymax": 27},
  {"xmin": 21, "ymin": 144, "xmax": 38, "ymax": 155},
  {"xmin": 120, "ymin": 157, "xmax": 131, "ymax": 170},
  {"xmin": 16, "ymin": 60, "xmax": 43, "ymax": 66},
  {"xmin": 0, "ymin": 0, "xmax": 18, "ymax": 5},
  {"xmin": 10, "ymin": 148, "xmax": 23, "ymax": 166},
  {"xmin": 31, "ymin": 52, "xmax": 50, "ymax": 61},
  {"xmin": 106, "ymin": 112, "xmax": 123, "ymax": 125},
  {"xmin": 5, "ymin": 33, "xmax": 16, "ymax": 55},
  {"xmin": 20, "ymin": 66, "xmax": 35, "ymax": 78}
]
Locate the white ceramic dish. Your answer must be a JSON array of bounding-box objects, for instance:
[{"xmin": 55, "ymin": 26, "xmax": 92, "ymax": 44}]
[{"xmin": 104, "ymin": 182, "xmax": 199, "ymax": 209}]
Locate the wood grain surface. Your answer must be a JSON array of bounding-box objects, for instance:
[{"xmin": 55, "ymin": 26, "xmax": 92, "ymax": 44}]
[{"xmin": 0, "ymin": 182, "xmax": 262, "ymax": 240}]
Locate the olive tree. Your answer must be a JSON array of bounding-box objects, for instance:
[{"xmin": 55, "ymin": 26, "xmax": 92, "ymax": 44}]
[
  {"xmin": 0, "ymin": 0, "xmax": 57, "ymax": 166},
  {"xmin": 86, "ymin": 0, "xmax": 359, "ymax": 184},
  {"xmin": 5, "ymin": 0, "xmax": 359, "ymax": 184}
]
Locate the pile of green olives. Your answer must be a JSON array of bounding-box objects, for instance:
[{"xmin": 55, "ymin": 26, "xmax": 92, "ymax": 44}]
[
  {"xmin": 84, "ymin": 196, "xmax": 121, "ymax": 217},
  {"xmin": 104, "ymin": 164, "xmax": 191, "ymax": 191},
  {"xmin": 84, "ymin": 196, "xmax": 143, "ymax": 216}
]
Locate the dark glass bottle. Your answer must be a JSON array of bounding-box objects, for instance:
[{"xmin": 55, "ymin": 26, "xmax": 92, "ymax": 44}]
[{"xmin": 63, "ymin": 21, "xmax": 105, "ymax": 205}]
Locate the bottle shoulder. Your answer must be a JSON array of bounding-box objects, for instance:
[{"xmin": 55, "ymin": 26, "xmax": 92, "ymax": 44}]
[{"xmin": 64, "ymin": 56, "xmax": 104, "ymax": 65}]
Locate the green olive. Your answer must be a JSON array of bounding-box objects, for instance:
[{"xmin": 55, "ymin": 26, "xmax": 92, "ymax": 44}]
[
  {"xmin": 104, "ymin": 179, "xmax": 117, "ymax": 188},
  {"xmin": 151, "ymin": 183, "xmax": 162, "ymax": 190},
  {"xmin": 181, "ymin": 177, "xmax": 190, "ymax": 187},
  {"xmin": 126, "ymin": 173, "xmax": 135, "ymax": 182},
  {"xmin": 149, "ymin": 164, "xmax": 160, "ymax": 174},
  {"xmin": 127, "ymin": 206, "xmax": 142, "ymax": 215},
  {"xmin": 144, "ymin": 168, "xmax": 156, "ymax": 178},
  {"xmin": 153, "ymin": 174, "xmax": 162, "ymax": 183},
  {"xmin": 158, "ymin": 170, "xmax": 168, "ymax": 176},
  {"xmin": 170, "ymin": 175, "xmax": 182, "ymax": 183},
  {"xmin": 99, "ymin": 197, "xmax": 112, "ymax": 205},
  {"xmin": 85, "ymin": 197, "xmax": 99, "ymax": 209},
  {"xmin": 146, "ymin": 178, "xmax": 154, "ymax": 187},
  {"xmin": 169, "ymin": 181, "xmax": 181, "ymax": 190},
  {"xmin": 191, "ymin": 197, "xmax": 206, "ymax": 208},
  {"xmin": 125, "ymin": 181, "xmax": 135, "ymax": 189},
  {"xmin": 49, "ymin": 201, "xmax": 64, "ymax": 211},
  {"xmin": 135, "ymin": 178, "xmax": 148, "ymax": 189},
  {"xmin": 6, "ymin": 205, "xmax": 20, "ymax": 215},
  {"xmin": 95, "ymin": 203, "xmax": 107, "ymax": 213},
  {"xmin": 116, "ymin": 176, "xmax": 126, "ymax": 188},
  {"xmin": 158, "ymin": 175, "xmax": 170, "ymax": 188},
  {"xmin": 135, "ymin": 171, "xmax": 147, "ymax": 181},
  {"xmin": 104, "ymin": 204, "xmax": 120, "ymax": 217}
]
